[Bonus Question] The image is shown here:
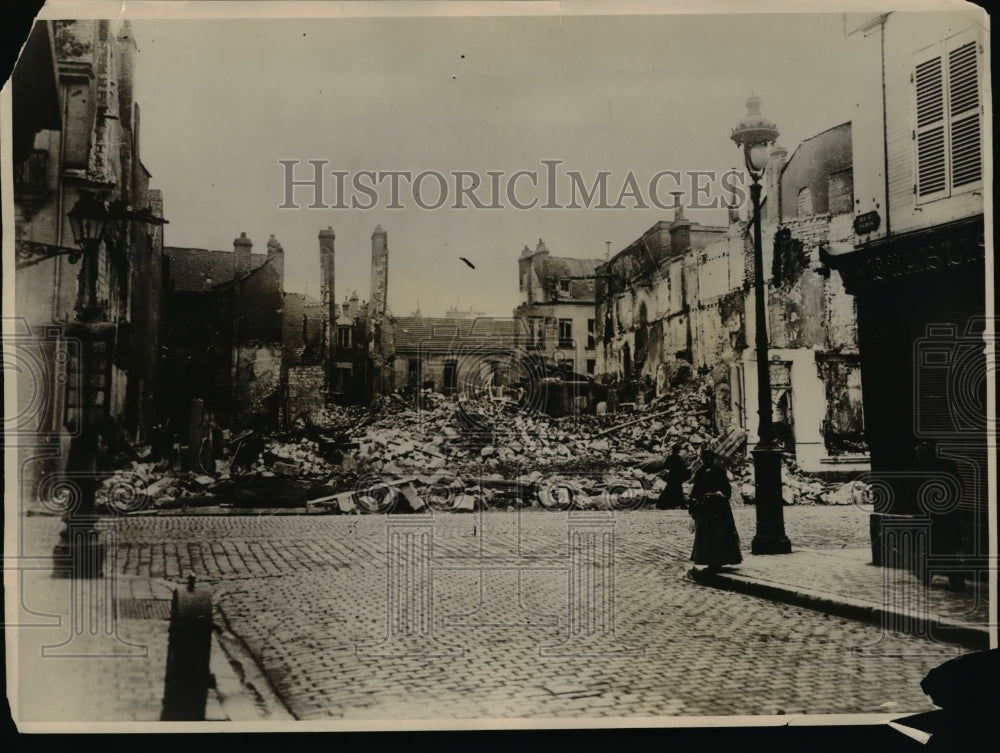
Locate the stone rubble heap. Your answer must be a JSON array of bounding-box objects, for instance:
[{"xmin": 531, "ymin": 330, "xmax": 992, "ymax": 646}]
[{"xmin": 92, "ymin": 379, "xmax": 866, "ymax": 514}]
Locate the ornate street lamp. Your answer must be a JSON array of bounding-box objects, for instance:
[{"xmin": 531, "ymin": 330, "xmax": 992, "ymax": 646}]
[
  {"xmin": 67, "ymin": 190, "xmax": 110, "ymax": 319},
  {"xmin": 51, "ymin": 191, "xmax": 114, "ymax": 577},
  {"xmin": 731, "ymin": 94, "xmax": 791, "ymax": 555}
]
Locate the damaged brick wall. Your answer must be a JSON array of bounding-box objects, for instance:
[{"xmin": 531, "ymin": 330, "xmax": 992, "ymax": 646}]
[
  {"xmin": 744, "ymin": 206, "xmax": 866, "ymax": 468},
  {"xmin": 282, "ymin": 292, "xmax": 324, "ymax": 366},
  {"xmin": 766, "ymin": 216, "xmax": 831, "ymax": 351}
]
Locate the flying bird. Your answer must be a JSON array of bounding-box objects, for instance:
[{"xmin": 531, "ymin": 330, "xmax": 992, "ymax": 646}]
[{"xmin": 459, "ymin": 257, "xmax": 476, "ymax": 269}]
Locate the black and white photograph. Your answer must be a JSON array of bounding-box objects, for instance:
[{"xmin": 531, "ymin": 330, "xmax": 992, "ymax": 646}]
[{"xmin": 2, "ymin": 0, "xmax": 995, "ymax": 742}]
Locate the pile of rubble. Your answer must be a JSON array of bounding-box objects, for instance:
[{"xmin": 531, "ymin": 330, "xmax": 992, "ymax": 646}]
[
  {"xmin": 95, "ymin": 460, "xmax": 224, "ymax": 513},
  {"xmin": 342, "ymin": 380, "xmax": 721, "ymax": 476},
  {"xmin": 91, "ymin": 377, "xmax": 867, "ymax": 514},
  {"xmin": 305, "ymin": 465, "xmax": 669, "ymax": 515}
]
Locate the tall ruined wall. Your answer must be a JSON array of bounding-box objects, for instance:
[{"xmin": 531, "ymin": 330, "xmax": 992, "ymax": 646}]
[
  {"xmin": 286, "ymin": 365, "xmax": 326, "ymax": 422},
  {"xmin": 765, "ymin": 213, "xmax": 858, "ymax": 353}
]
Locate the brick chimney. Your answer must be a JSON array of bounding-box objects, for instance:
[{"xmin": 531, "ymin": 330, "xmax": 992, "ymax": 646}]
[
  {"xmin": 370, "ymin": 225, "xmax": 388, "ymax": 321},
  {"xmin": 266, "ymin": 234, "xmax": 284, "ymax": 284},
  {"xmin": 669, "ymin": 201, "xmax": 692, "ymax": 254},
  {"xmin": 233, "ymin": 232, "xmax": 252, "ymax": 279},
  {"xmin": 319, "ymin": 226, "xmax": 335, "ymax": 307},
  {"xmin": 319, "ymin": 226, "xmax": 336, "ymax": 360}
]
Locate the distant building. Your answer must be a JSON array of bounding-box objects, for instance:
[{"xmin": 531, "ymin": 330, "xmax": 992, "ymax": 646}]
[
  {"xmin": 392, "ymin": 315, "xmax": 520, "ymax": 397},
  {"xmin": 514, "ymin": 238, "xmax": 602, "ymax": 379}
]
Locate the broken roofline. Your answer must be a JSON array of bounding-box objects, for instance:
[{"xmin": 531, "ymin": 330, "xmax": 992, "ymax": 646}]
[{"xmin": 603, "ymin": 220, "xmax": 729, "ymax": 269}]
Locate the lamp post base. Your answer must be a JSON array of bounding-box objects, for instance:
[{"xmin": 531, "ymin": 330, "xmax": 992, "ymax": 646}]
[
  {"xmin": 750, "ymin": 444, "xmax": 792, "ymax": 555},
  {"xmin": 53, "ymin": 516, "xmax": 106, "ymax": 579}
]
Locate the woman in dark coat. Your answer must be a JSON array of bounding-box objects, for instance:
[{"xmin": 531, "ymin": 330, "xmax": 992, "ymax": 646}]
[
  {"xmin": 656, "ymin": 443, "xmax": 690, "ymax": 510},
  {"xmin": 689, "ymin": 448, "xmax": 742, "ymax": 570}
]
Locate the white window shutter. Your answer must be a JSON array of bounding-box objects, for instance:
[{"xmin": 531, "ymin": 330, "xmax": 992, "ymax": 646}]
[
  {"xmin": 947, "ymin": 36, "xmax": 981, "ymax": 189},
  {"xmin": 914, "ymin": 52, "xmax": 948, "ymax": 200}
]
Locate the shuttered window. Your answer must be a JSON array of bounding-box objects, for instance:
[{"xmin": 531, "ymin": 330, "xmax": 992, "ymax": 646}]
[
  {"xmin": 914, "ymin": 31, "xmax": 981, "ymax": 202},
  {"xmin": 915, "ymin": 56, "xmax": 946, "ymax": 198},
  {"xmin": 948, "ymin": 40, "xmax": 980, "ymax": 187}
]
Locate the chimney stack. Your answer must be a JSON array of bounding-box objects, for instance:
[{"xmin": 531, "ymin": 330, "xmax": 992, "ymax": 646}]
[
  {"xmin": 266, "ymin": 234, "xmax": 284, "ymax": 283},
  {"xmin": 266, "ymin": 234, "xmax": 283, "ymax": 258},
  {"xmin": 233, "ymin": 232, "xmax": 252, "ymax": 279},
  {"xmin": 319, "ymin": 226, "xmax": 336, "ymax": 360},
  {"xmin": 669, "ymin": 195, "xmax": 692, "ymax": 254},
  {"xmin": 370, "ymin": 225, "xmax": 389, "ymax": 321}
]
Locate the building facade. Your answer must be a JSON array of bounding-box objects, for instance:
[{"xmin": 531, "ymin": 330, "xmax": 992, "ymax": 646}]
[
  {"xmin": 593, "ymin": 126, "xmax": 867, "ymax": 472},
  {"xmin": 10, "ymin": 20, "xmax": 167, "ymax": 503},
  {"xmin": 392, "ymin": 316, "xmax": 521, "ymax": 400},
  {"xmin": 825, "ymin": 11, "xmax": 988, "ymax": 558}
]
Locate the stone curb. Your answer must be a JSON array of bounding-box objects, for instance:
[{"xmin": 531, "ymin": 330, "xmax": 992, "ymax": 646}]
[{"xmin": 687, "ymin": 567, "xmax": 990, "ymax": 651}]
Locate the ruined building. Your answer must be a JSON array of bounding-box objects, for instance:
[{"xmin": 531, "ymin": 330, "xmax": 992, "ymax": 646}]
[
  {"xmin": 594, "ymin": 123, "xmax": 867, "ymax": 472},
  {"xmin": 163, "ymin": 233, "xmax": 324, "ymax": 434},
  {"xmin": 742, "ymin": 122, "xmax": 866, "ymax": 472},
  {"xmin": 595, "ymin": 209, "xmax": 729, "ymax": 394}
]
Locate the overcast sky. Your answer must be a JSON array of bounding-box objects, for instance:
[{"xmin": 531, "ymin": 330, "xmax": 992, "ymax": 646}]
[{"xmin": 126, "ymin": 9, "xmax": 876, "ymax": 316}]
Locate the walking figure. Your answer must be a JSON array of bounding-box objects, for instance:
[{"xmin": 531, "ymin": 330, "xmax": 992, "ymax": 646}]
[
  {"xmin": 689, "ymin": 448, "xmax": 742, "ymax": 571},
  {"xmin": 656, "ymin": 443, "xmax": 690, "ymax": 510}
]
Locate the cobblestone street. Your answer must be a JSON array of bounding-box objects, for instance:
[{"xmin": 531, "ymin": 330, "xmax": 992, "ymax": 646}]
[{"xmin": 13, "ymin": 507, "xmax": 972, "ymax": 723}]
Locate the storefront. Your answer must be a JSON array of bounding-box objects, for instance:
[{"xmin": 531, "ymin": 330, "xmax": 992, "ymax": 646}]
[{"xmin": 822, "ymin": 215, "xmax": 988, "ymax": 564}]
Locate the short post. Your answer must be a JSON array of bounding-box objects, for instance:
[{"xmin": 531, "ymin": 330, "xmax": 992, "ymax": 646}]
[{"xmin": 161, "ymin": 574, "xmax": 213, "ymax": 721}]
